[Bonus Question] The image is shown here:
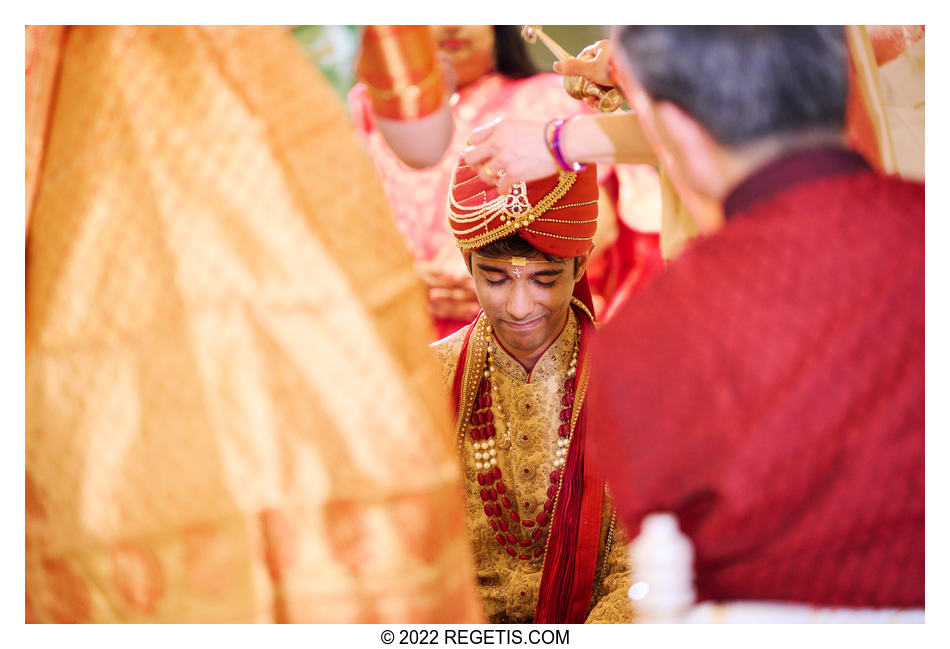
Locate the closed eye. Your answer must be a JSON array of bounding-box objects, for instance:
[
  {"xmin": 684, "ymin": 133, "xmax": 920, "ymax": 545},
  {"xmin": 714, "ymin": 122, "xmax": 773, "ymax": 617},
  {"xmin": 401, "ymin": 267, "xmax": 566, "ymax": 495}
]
[{"xmin": 483, "ymin": 276, "xmax": 558, "ymax": 287}]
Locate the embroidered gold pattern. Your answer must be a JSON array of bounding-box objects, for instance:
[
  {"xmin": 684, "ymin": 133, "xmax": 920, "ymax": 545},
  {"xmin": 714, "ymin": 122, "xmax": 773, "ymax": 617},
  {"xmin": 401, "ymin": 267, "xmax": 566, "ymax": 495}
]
[
  {"xmin": 363, "ymin": 64, "xmax": 443, "ymax": 99},
  {"xmin": 431, "ymin": 308, "xmax": 631, "ymax": 623},
  {"xmin": 448, "ymin": 171, "xmax": 580, "ymax": 250},
  {"xmin": 453, "ymin": 316, "xmax": 490, "ymax": 448},
  {"xmin": 570, "ymin": 296, "xmax": 598, "ymax": 327}
]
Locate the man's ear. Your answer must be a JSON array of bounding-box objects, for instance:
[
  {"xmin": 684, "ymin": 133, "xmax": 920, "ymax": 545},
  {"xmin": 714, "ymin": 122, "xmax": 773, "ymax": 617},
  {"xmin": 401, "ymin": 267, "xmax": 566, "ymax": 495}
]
[
  {"xmin": 463, "ymin": 250, "xmax": 474, "ymax": 275},
  {"xmin": 653, "ymin": 100, "xmax": 714, "ymax": 155},
  {"xmin": 653, "ymin": 100, "xmax": 725, "ymax": 199},
  {"xmin": 573, "ymin": 242, "xmax": 596, "ymax": 281}
]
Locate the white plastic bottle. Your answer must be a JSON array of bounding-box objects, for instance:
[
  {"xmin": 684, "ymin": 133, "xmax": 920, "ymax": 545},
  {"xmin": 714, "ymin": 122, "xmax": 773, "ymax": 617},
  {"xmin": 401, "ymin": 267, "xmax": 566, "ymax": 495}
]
[{"xmin": 627, "ymin": 512, "xmax": 696, "ymax": 623}]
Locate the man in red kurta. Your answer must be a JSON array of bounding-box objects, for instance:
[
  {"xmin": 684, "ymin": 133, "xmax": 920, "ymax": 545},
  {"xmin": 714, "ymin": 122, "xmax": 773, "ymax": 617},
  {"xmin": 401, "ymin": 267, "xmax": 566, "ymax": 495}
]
[{"xmin": 588, "ymin": 26, "xmax": 924, "ymax": 608}]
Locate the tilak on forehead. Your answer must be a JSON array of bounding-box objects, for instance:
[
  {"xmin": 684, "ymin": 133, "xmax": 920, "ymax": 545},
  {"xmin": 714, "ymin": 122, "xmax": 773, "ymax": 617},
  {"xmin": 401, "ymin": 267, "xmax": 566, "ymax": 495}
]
[
  {"xmin": 471, "ymin": 252, "xmax": 561, "ymax": 278},
  {"xmin": 446, "ymin": 157, "xmax": 599, "ymax": 260}
]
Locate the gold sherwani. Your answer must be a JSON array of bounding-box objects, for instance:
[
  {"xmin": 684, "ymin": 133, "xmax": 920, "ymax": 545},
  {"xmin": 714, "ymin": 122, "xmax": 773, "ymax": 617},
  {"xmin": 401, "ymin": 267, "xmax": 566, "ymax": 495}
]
[{"xmin": 433, "ymin": 310, "xmax": 633, "ymax": 623}]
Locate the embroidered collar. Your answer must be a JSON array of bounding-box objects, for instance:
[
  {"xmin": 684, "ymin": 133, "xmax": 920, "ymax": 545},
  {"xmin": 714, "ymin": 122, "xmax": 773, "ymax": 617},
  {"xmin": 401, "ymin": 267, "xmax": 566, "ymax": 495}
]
[{"xmin": 490, "ymin": 309, "xmax": 578, "ymax": 384}]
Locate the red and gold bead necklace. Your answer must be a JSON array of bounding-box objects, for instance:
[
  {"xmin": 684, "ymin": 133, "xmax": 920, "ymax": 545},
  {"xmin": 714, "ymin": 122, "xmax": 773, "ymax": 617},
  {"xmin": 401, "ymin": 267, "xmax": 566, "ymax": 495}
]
[{"xmin": 469, "ymin": 323, "xmax": 579, "ymax": 561}]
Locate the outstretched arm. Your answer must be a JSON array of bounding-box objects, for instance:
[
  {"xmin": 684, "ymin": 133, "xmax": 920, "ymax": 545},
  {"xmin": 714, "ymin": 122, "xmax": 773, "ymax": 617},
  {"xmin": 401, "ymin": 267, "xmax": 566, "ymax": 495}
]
[
  {"xmin": 374, "ymin": 107, "xmax": 454, "ymax": 169},
  {"xmin": 356, "ymin": 26, "xmax": 454, "ymax": 168},
  {"xmin": 463, "ymin": 112, "xmax": 657, "ymax": 194}
]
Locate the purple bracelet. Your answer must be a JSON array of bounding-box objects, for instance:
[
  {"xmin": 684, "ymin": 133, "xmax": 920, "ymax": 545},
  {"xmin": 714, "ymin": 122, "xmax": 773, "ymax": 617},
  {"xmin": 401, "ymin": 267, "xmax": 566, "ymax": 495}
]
[{"xmin": 546, "ymin": 118, "xmax": 588, "ymax": 173}]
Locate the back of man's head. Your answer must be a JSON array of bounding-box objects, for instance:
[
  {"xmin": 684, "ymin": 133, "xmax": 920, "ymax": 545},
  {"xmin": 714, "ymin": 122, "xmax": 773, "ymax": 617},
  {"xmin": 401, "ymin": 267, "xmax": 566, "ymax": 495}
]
[{"xmin": 616, "ymin": 26, "xmax": 848, "ymax": 148}]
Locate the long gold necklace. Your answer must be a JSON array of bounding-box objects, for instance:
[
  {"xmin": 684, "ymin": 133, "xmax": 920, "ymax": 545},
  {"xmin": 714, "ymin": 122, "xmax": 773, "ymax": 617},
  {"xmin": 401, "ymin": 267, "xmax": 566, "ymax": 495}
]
[{"xmin": 468, "ymin": 323, "xmax": 579, "ymax": 561}]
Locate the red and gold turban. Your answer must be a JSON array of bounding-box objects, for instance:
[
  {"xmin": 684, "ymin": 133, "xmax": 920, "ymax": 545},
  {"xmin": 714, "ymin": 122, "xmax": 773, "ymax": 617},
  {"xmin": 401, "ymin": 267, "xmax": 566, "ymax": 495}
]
[{"xmin": 447, "ymin": 160, "xmax": 599, "ymax": 259}]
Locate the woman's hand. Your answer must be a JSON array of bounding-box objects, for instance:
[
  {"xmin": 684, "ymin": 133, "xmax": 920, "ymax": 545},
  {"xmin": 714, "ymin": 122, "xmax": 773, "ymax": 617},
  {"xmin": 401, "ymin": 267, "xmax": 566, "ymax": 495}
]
[
  {"xmin": 462, "ymin": 111, "xmax": 656, "ymax": 194},
  {"xmin": 462, "ymin": 118, "xmax": 557, "ymax": 194}
]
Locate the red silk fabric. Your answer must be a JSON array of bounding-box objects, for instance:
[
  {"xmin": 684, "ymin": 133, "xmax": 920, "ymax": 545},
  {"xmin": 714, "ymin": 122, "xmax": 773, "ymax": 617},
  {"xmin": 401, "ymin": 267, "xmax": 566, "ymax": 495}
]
[
  {"xmin": 449, "ymin": 162, "xmax": 599, "ymax": 260},
  {"xmin": 534, "ymin": 307, "xmax": 603, "ymax": 623}
]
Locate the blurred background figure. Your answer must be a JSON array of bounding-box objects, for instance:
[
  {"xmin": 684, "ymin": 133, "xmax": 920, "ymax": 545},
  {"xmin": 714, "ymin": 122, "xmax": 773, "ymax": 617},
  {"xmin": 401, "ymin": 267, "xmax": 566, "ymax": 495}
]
[
  {"xmin": 25, "ymin": 25, "xmax": 483, "ymax": 623},
  {"xmin": 586, "ymin": 25, "xmax": 923, "ymax": 616},
  {"xmin": 348, "ymin": 25, "xmax": 665, "ymax": 338},
  {"xmin": 845, "ymin": 26, "xmax": 924, "ymax": 182}
]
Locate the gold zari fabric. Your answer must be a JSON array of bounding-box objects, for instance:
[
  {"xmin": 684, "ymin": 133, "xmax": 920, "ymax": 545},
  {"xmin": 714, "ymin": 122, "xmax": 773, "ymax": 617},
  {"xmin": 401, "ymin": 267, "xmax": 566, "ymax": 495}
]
[
  {"xmin": 25, "ymin": 25, "xmax": 65, "ymax": 231},
  {"xmin": 433, "ymin": 311, "xmax": 633, "ymax": 623},
  {"xmin": 26, "ymin": 26, "xmax": 483, "ymax": 623}
]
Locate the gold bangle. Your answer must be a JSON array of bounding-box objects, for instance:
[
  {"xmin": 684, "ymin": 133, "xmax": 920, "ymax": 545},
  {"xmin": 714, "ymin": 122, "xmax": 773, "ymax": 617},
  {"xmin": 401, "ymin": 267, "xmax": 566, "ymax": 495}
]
[{"xmin": 362, "ymin": 65, "xmax": 441, "ymax": 100}]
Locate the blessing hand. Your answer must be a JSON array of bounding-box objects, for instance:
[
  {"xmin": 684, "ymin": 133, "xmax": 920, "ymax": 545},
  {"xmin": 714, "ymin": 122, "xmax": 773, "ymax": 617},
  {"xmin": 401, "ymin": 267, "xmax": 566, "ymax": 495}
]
[{"xmin": 462, "ymin": 118, "xmax": 558, "ymax": 195}]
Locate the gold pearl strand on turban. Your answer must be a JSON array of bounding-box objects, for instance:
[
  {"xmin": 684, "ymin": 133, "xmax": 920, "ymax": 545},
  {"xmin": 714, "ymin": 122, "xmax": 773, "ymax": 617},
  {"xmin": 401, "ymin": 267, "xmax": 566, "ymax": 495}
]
[{"xmin": 446, "ymin": 159, "xmax": 599, "ymax": 259}]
